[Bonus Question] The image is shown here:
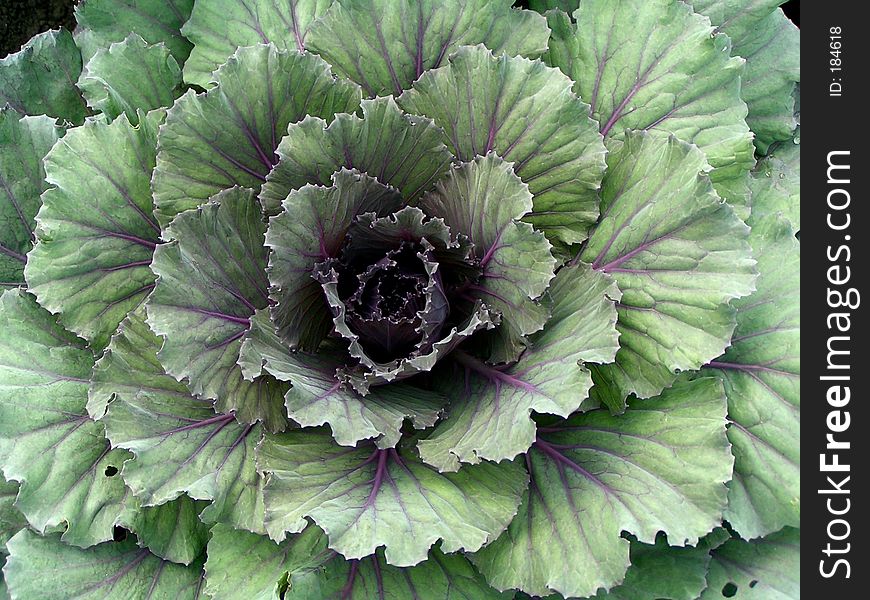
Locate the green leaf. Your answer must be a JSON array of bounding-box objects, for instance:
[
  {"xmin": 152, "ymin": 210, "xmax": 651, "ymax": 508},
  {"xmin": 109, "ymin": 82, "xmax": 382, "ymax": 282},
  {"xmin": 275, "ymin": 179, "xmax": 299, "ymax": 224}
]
[
  {"xmin": 260, "ymin": 96, "xmax": 452, "ymax": 215},
  {"xmin": 205, "ymin": 523, "xmax": 507, "ymax": 600},
  {"xmin": 0, "ymin": 29, "xmax": 87, "ymax": 124},
  {"xmin": 399, "ymin": 45, "xmax": 607, "ymax": 244},
  {"xmin": 0, "ymin": 479, "xmax": 26, "ymax": 552},
  {"xmin": 4, "ymin": 530, "xmax": 205, "ymax": 600},
  {"xmin": 152, "ymin": 43, "xmax": 361, "ymax": 223},
  {"xmin": 88, "ymin": 307, "xmax": 189, "ymax": 419},
  {"xmin": 748, "ymin": 135, "xmax": 800, "ymax": 232},
  {"xmin": 100, "ymin": 310, "xmax": 267, "ymax": 534},
  {"xmin": 306, "ymin": 0, "xmax": 550, "ymax": 97},
  {"xmin": 687, "ymin": 0, "xmax": 781, "ymax": 40},
  {"xmin": 74, "ymin": 0, "xmax": 194, "ymax": 64},
  {"xmin": 79, "ymin": 35, "xmax": 183, "ymax": 124},
  {"xmin": 580, "ymin": 131, "xmax": 756, "ymax": 401},
  {"xmin": 24, "ymin": 110, "xmax": 163, "ymax": 351},
  {"xmin": 259, "ymin": 429, "xmax": 527, "ymax": 566},
  {"xmin": 418, "ymin": 263, "xmax": 620, "ymax": 471},
  {"xmin": 699, "ymin": 528, "xmax": 800, "ymax": 600},
  {"xmin": 0, "ymin": 109, "xmax": 59, "ymax": 287},
  {"xmin": 688, "ymin": 1, "xmax": 800, "ymax": 153},
  {"xmin": 471, "ymin": 378, "xmax": 732, "ymax": 598},
  {"xmin": 420, "ymin": 154, "xmax": 556, "ymax": 363},
  {"xmin": 704, "ymin": 214, "xmax": 799, "ymax": 538},
  {"xmin": 147, "ymin": 187, "xmax": 289, "ymax": 432},
  {"xmin": 739, "ymin": 11, "xmax": 799, "ymax": 150},
  {"xmin": 239, "ymin": 310, "xmax": 444, "ymax": 448},
  {"xmin": 0, "ymin": 290, "xmax": 135, "ymax": 548},
  {"xmin": 122, "ymin": 495, "xmax": 210, "ymax": 566},
  {"xmin": 265, "ymin": 169, "xmax": 403, "ymax": 350},
  {"xmin": 528, "ymin": 0, "xmax": 578, "ymax": 12},
  {"xmin": 0, "ymin": 559, "xmax": 7, "ymax": 600},
  {"xmin": 592, "ymin": 534, "xmax": 713, "ymax": 600},
  {"xmin": 181, "ymin": 0, "xmax": 335, "ymax": 88},
  {"xmin": 545, "ymin": 0, "xmax": 755, "ymax": 210}
]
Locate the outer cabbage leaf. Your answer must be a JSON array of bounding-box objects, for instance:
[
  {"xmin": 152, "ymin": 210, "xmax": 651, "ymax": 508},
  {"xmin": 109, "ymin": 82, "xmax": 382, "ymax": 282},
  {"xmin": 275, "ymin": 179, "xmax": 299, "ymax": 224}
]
[
  {"xmin": 0, "ymin": 290, "xmax": 135, "ymax": 548},
  {"xmin": 121, "ymin": 495, "xmax": 209, "ymax": 566},
  {"xmin": 0, "ymin": 29, "xmax": 87, "ymax": 124},
  {"xmin": 25, "ymin": 110, "xmax": 163, "ymax": 351},
  {"xmin": 0, "ymin": 304, "xmax": 205, "ymax": 563},
  {"xmin": 99, "ymin": 310, "xmax": 267, "ymax": 534},
  {"xmin": 528, "ymin": 0, "xmax": 578, "ymax": 12},
  {"xmin": 748, "ymin": 134, "xmax": 800, "ymax": 232},
  {"xmin": 205, "ymin": 523, "xmax": 507, "ymax": 600},
  {"xmin": 239, "ymin": 310, "xmax": 444, "ymax": 448},
  {"xmin": 3, "ymin": 530, "xmax": 205, "ymax": 600},
  {"xmin": 182, "ymin": 0, "xmax": 334, "ymax": 88},
  {"xmin": 580, "ymin": 131, "xmax": 756, "ymax": 401},
  {"xmin": 74, "ymin": 0, "xmax": 194, "ymax": 64},
  {"xmin": 471, "ymin": 377, "xmax": 732, "ymax": 598},
  {"xmin": 306, "ymin": 0, "xmax": 550, "ymax": 97},
  {"xmin": 79, "ymin": 35, "xmax": 183, "ymax": 124},
  {"xmin": 0, "ymin": 109, "xmax": 58, "ymax": 287},
  {"xmin": 88, "ymin": 306, "xmax": 189, "ymax": 419},
  {"xmin": 689, "ymin": 0, "xmax": 800, "ymax": 152},
  {"xmin": 147, "ymin": 188, "xmax": 289, "ymax": 432},
  {"xmin": 266, "ymin": 169, "xmax": 403, "ymax": 350},
  {"xmin": 152, "ymin": 43, "xmax": 361, "ymax": 223},
  {"xmin": 420, "ymin": 154, "xmax": 556, "ymax": 363},
  {"xmin": 699, "ymin": 528, "xmax": 800, "ymax": 600},
  {"xmin": 417, "ymin": 263, "xmax": 620, "ymax": 471},
  {"xmin": 591, "ymin": 534, "xmax": 713, "ymax": 600},
  {"xmin": 704, "ymin": 213, "xmax": 799, "ymax": 538},
  {"xmin": 260, "ymin": 96, "xmax": 452, "ymax": 215},
  {"xmin": 545, "ymin": 0, "xmax": 755, "ymax": 210},
  {"xmin": 737, "ymin": 10, "xmax": 799, "ymax": 152},
  {"xmin": 399, "ymin": 45, "xmax": 607, "ymax": 244},
  {"xmin": 258, "ymin": 429, "xmax": 527, "ymax": 566},
  {"xmin": 0, "ymin": 480, "xmax": 26, "ymax": 552},
  {"xmin": 0, "ymin": 558, "xmax": 8, "ymax": 600}
]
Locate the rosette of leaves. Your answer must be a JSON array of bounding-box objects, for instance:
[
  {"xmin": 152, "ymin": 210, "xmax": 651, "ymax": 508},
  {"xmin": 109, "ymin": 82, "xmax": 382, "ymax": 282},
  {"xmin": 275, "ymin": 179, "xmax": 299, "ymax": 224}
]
[{"xmin": 0, "ymin": 1, "xmax": 799, "ymax": 599}]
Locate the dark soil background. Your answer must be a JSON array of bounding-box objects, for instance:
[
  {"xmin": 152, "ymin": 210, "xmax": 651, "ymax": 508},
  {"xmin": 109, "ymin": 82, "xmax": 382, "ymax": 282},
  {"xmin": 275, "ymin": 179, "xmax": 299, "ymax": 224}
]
[
  {"xmin": 1, "ymin": 0, "xmax": 800, "ymax": 60},
  {"xmin": 1, "ymin": 1, "xmax": 78, "ymax": 57}
]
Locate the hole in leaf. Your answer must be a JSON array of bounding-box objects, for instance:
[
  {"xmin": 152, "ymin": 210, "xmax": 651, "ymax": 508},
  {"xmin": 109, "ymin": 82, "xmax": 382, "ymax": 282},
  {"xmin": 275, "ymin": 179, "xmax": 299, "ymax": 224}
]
[
  {"xmin": 722, "ymin": 582, "xmax": 738, "ymax": 597},
  {"xmin": 104, "ymin": 465, "xmax": 118, "ymax": 477},
  {"xmin": 112, "ymin": 526, "xmax": 128, "ymax": 542},
  {"xmin": 749, "ymin": 580, "xmax": 758, "ymax": 588}
]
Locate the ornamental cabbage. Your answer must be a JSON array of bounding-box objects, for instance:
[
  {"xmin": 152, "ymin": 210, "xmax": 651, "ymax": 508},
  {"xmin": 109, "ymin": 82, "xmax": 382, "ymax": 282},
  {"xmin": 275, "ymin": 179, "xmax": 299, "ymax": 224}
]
[{"xmin": 0, "ymin": 1, "xmax": 799, "ymax": 599}]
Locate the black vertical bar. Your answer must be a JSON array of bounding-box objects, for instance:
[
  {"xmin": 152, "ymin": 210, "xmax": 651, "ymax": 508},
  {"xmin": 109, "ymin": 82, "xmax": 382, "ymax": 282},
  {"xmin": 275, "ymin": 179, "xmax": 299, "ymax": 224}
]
[{"xmin": 804, "ymin": 1, "xmax": 866, "ymax": 596}]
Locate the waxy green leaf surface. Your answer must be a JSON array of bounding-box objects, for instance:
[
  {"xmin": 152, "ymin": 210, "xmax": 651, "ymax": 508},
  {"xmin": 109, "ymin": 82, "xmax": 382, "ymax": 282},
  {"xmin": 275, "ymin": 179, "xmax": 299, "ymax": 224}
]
[
  {"xmin": 704, "ymin": 213, "xmax": 800, "ymax": 538},
  {"xmin": 400, "ymin": 45, "xmax": 607, "ymax": 244},
  {"xmin": 259, "ymin": 429, "xmax": 526, "ymax": 566},
  {"xmin": 581, "ymin": 132, "xmax": 756, "ymax": 402},
  {"xmin": 26, "ymin": 110, "xmax": 164, "ymax": 351},
  {"xmin": 418, "ymin": 263, "xmax": 620, "ymax": 471},
  {"xmin": 306, "ymin": 0, "xmax": 550, "ymax": 97},
  {"xmin": 471, "ymin": 378, "xmax": 732, "ymax": 598},
  {"xmin": 100, "ymin": 310, "xmax": 267, "ymax": 534},
  {"xmin": 79, "ymin": 35, "xmax": 183, "ymax": 124},
  {"xmin": 545, "ymin": 0, "xmax": 755, "ymax": 209},
  {"xmin": 4, "ymin": 530, "xmax": 205, "ymax": 600},
  {"xmin": 152, "ymin": 43, "xmax": 361, "ymax": 222},
  {"xmin": 0, "ymin": 109, "xmax": 58, "ymax": 287},
  {"xmin": 148, "ymin": 187, "xmax": 289, "ymax": 432},
  {"xmin": 204, "ymin": 523, "xmax": 507, "ymax": 600},
  {"xmin": 74, "ymin": 0, "xmax": 194, "ymax": 64}
]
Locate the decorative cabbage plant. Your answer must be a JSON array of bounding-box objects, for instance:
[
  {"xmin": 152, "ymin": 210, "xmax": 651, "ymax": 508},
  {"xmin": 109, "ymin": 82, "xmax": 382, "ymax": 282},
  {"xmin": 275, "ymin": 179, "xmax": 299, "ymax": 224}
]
[{"xmin": 0, "ymin": 0, "xmax": 799, "ymax": 598}]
